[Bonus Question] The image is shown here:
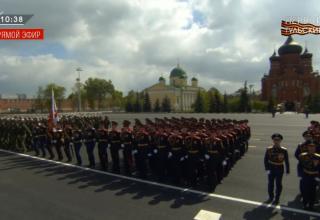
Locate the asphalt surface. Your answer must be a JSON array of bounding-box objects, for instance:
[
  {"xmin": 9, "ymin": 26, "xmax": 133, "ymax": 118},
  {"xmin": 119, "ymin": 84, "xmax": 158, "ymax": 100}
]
[{"xmin": 1, "ymin": 112, "xmax": 320, "ymax": 220}]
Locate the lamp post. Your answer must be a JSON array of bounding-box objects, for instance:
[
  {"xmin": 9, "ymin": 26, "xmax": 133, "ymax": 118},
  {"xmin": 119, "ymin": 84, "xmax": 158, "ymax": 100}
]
[{"xmin": 76, "ymin": 67, "xmax": 83, "ymax": 112}]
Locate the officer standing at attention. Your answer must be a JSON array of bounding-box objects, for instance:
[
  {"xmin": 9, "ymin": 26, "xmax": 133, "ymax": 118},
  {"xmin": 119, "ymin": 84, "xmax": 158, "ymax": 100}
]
[
  {"xmin": 264, "ymin": 133, "xmax": 290, "ymax": 204},
  {"xmin": 299, "ymin": 143, "xmax": 320, "ymax": 210}
]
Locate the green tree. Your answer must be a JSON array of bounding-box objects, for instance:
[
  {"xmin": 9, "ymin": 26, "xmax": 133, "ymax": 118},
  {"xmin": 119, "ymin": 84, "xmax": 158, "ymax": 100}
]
[
  {"xmin": 84, "ymin": 77, "xmax": 115, "ymax": 110},
  {"xmin": 125, "ymin": 90, "xmax": 135, "ymax": 112},
  {"xmin": 143, "ymin": 92, "xmax": 151, "ymax": 112},
  {"xmin": 267, "ymin": 97, "xmax": 275, "ymax": 113},
  {"xmin": 42, "ymin": 83, "xmax": 66, "ymax": 110},
  {"xmin": 310, "ymin": 94, "xmax": 320, "ymax": 113},
  {"xmin": 153, "ymin": 99, "xmax": 161, "ymax": 112},
  {"xmin": 222, "ymin": 92, "xmax": 229, "ymax": 113},
  {"xmin": 194, "ymin": 90, "xmax": 205, "ymax": 113},
  {"xmin": 161, "ymin": 96, "xmax": 171, "ymax": 112},
  {"xmin": 133, "ymin": 93, "xmax": 142, "ymax": 112},
  {"xmin": 33, "ymin": 86, "xmax": 46, "ymax": 112},
  {"xmin": 238, "ymin": 81, "xmax": 251, "ymax": 112}
]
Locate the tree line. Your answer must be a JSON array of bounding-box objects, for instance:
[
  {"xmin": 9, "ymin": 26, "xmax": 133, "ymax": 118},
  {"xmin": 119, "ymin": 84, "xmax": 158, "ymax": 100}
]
[{"xmin": 36, "ymin": 78, "xmax": 320, "ymax": 113}]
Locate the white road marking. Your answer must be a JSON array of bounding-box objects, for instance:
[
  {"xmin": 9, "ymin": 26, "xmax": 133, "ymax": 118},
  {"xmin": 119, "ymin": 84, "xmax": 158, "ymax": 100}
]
[
  {"xmin": 194, "ymin": 210, "xmax": 221, "ymax": 220},
  {"xmin": 248, "ymin": 145, "xmax": 256, "ymax": 148},
  {"xmin": 1, "ymin": 149, "xmax": 320, "ymax": 218}
]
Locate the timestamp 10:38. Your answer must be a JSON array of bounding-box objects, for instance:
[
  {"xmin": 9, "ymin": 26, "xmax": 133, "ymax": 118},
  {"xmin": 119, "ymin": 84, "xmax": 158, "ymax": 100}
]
[{"xmin": 0, "ymin": 15, "xmax": 24, "ymax": 24}]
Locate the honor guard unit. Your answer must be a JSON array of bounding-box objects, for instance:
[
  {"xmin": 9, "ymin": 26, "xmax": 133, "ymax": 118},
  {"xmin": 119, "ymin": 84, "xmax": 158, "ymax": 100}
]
[{"xmin": 0, "ymin": 115, "xmax": 250, "ymax": 190}]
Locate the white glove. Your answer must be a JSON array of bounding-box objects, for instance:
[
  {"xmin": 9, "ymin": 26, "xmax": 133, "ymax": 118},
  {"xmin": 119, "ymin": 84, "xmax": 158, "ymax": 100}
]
[
  {"xmin": 205, "ymin": 154, "xmax": 210, "ymax": 160},
  {"xmin": 316, "ymin": 177, "xmax": 320, "ymax": 182},
  {"xmin": 121, "ymin": 144, "xmax": 124, "ymax": 148},
  {"xmin": 222, "ymin": 160, "xmax": 227, "ymax": 166},
  {"xmin": 185, "ymin": 155, "xmax": 189, "ymax": 159},
  {"xmin": 266, "ymin": 170, "xmax": 271, "ymax": 175},
  {"xmin": 180, "ymin": 157, "xmax": 185, "ymax": 162},
  {"xmin": 153, "ymin": 149, "xmax": 158, "ymax": 154},
  {"xmin": 147, "ymin": 153, "xmax": 152, "ymax": 157},
  {"xmin": 132, "ymin": 149, "xmax": 138, "ymax": 155},
  {"xmin": 168, "ymin": 152, "xmax": 173, "ymax": 158}
]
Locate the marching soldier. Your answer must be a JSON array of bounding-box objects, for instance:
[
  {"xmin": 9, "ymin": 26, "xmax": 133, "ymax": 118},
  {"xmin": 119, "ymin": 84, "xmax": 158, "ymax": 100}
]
[
  {"xmin": 154, "ymin": 129, "xmax": 170, "ymax": 181},
  {"xmin": 185, "ymin": 134, "xmax": 203, "ymax": 186},
  {"xmin": 299, "ymin": 143, "xmax": 320, "ymax": 210},
  {"xmin": 121, "ymin": 120, "xmax": 133, "ymax": 175},
  {"xmin": 52, "ymin": 127, "xmax": 64, "ymax": 161},
  {"xmin": 84, "ymin": 125, "xmax": 96, "ymax": 168},
  {"xmin": 97, "ymin": 122, "xmax": 109, "ymax": 171},
  {"xmin": 72, "ymin": 126, "xmax": 83, "ymax": 166},
  {"xmin": 204, "ymin": 135, "xmax": 224, "ymax": 190},
  {"xmin": 109, "ymin": 121, "xmax": 121, "ymax": 173},
  {"xmin": 264, "ymin": 133, "xmax": 290, "ymax": 204},
  {"xmin": 168, "ymin": 133, "xmax": 185, "ymax": 185},
  {"xmin": 133, "ymin": 128, "xmax": 150, "ymax": 178},
  {"xmin": 63, "ymin": 126, "xmax": 73, "ymax": 162}
]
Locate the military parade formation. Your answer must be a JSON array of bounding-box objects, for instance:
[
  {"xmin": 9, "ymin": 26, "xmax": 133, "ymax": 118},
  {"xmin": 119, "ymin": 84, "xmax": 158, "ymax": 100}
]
[
  {"xmin": 2, "ymin": 114, "xmax": 320, "ymax": 211},
  {"xmin": 0, "ymin": 115, "xmax": 250, "ymax": 191}
]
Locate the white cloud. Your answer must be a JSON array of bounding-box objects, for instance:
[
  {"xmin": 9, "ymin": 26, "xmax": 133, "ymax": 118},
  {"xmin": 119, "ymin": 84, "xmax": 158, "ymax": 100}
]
[{"xmin": 0, "ymin": 0, "xmax": 320, "ymax": 97}]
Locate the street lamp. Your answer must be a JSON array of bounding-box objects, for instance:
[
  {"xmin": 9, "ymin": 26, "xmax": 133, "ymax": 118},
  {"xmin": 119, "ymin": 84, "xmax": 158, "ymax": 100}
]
[{"xmin": 76, "ymin": 67, "xmax": 83, "ymax": 112}]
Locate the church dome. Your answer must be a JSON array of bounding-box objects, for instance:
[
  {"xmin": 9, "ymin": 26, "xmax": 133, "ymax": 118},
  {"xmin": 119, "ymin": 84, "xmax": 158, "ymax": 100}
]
[
  {"xmin": 170, "ymin": 65, "xmax": 187, "ymax": 78},
  {"xmin": 269, "ymin": 50, "xmax": 280, "ymax": 61},
  {"xmin": 278, "ymin": 36, "xmax": 302, "ymax": 55},
  {"xmin": 301, "ymin": 48, "xmax": 312, "ymax": 58}
]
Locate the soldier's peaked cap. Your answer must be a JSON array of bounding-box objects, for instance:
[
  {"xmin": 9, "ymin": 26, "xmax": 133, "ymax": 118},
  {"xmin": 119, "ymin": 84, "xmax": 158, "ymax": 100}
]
[
  {"xmin": 271, "ymin": 133, "xmax": 283, "ymax": 140},
  {"xmin": 123, "ymin": 120, "xmax": 131, "ymax": 126},
  {"xmin": 302, "ymin": 130, "xmax": 311, "ymax": 137}
]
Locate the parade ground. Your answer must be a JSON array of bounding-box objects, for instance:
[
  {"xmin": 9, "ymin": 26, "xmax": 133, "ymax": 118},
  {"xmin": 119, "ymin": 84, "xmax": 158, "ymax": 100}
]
[{"xmin": 1, "ymin": 113, "xmax": 320, "ymax": 220}]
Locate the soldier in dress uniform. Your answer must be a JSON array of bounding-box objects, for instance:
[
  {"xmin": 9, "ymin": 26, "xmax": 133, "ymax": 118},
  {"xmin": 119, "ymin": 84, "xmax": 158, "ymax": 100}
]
[
  {"xmin": 204, "ymin": 135, "xmax": 224, "ymax": 190},
  {"xmin": 97, "ymin": 121, "xmax": 109, "ymax": 171},
  {"xmin": 133, "ymin": 128, "xmax": 150, "ymax": 178},
  {"xmin": 109, "ymin": 121, "xmax": 121, "ymax": 173},
  {"xmin": 63, "ymin": 125, "xmax": 73, "ymax": 162},
  {"xmin": 264, "ymin": 133, "xmax": 290, "ymax": 204},
  {"xmin": 84, "ymin": 125, "xmax": 96, "ymax": 168},
  {"xmin": 72, "ymin": 126, "xmax": 83, "ymax": 166},
  {"xmin": 185, "ymin": 134, "xmax": 203, "ymax": 186},
  {"xmin": 154, "ymin": 129, "xmax": 170, "ymax": 181},
  {"xmin": 167, "ymin": 133, "xmax": 186, "ymax": 185},
  {"xmin": 295, "ymin": 131, "xmax": 314, "ymax": 196},
  {"xmin": 52, "ymin": 127, "xmax": 64, "ymax": 161},
  {"xmin": 121, "ymin": 120, "xmax": 133, "ymax": 175},
  {"xmin": 299, "ymin": 143, "xmax": 320, "ymax": 210}
]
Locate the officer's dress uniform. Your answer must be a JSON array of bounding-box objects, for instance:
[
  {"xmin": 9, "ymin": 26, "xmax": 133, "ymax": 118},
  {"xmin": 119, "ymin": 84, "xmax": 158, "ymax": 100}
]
[
  {"xmin": 264, "ymin": 144, "xmax": 289, "ymax": 203},
  {"xmin": 299, "ymin": 152, "xmax": 320, "ymax": 210}
]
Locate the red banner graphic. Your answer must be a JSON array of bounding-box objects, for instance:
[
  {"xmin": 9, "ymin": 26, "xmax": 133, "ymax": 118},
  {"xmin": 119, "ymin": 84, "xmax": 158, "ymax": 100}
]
[
  {"xmin": 0, "ymin": 28, "xmax": 44, "ymax": 40},
  {"xmin": 281, "ymin": 20, "xmax": 320, "ymax": 36}
]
